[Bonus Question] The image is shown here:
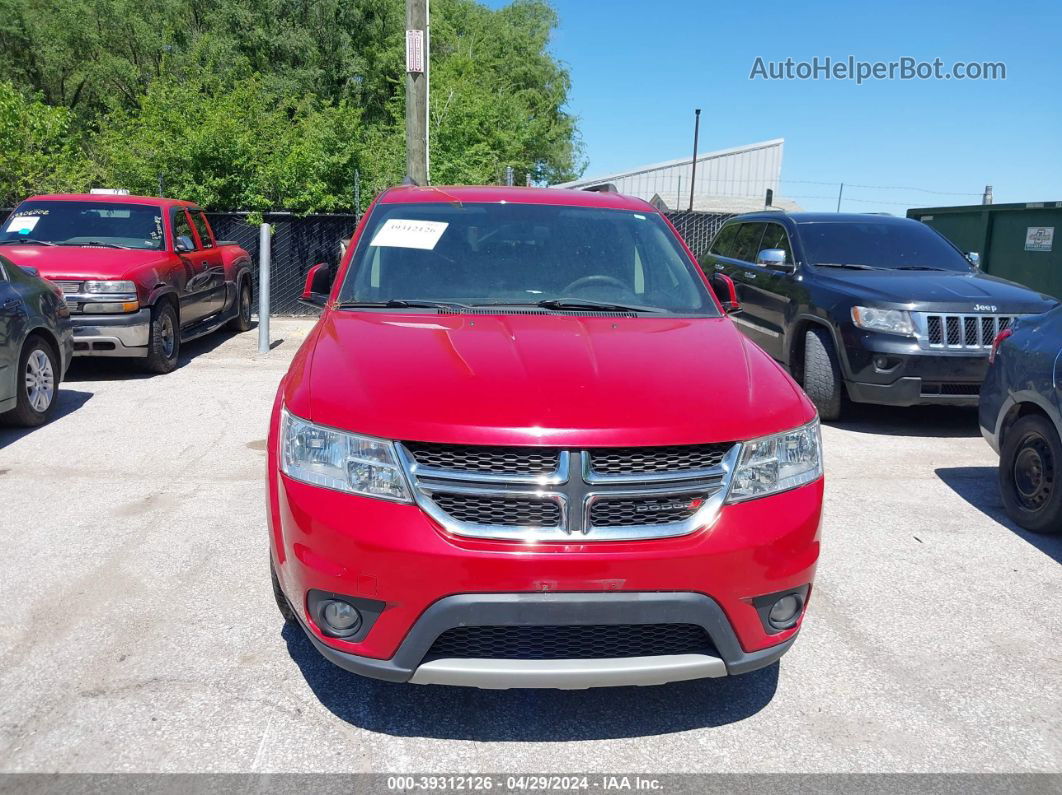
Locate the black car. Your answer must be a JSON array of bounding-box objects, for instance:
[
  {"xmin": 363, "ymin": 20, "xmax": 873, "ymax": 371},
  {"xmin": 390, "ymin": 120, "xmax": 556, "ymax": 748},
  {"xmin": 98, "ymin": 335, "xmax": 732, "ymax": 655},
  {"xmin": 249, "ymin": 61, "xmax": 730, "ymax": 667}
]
[
  {"xmin": 0, "ymin": 254, "xmax": 74, "ymax": 426},
  {"xmin": 701, "ymin": 212, "xmax": 1058, "ymax": 419},
  {"xmin": 979, "ymin": 305, "xmax": 1062, "ymax": 533}
]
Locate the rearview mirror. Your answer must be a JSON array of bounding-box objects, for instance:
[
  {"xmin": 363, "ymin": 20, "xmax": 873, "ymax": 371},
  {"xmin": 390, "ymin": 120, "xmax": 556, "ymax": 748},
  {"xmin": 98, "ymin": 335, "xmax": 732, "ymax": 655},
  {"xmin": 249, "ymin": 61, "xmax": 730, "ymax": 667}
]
[
  {"xmin": 709, "ymin": 273, "xmax": 741, "ymax": 314},
  {"xmin": 756, "ymin": 248, "xmax": 793, "ymax": 271},
  {"xmin": 300, "ymin": 263, "xmax": 334, "ymax": 309}
]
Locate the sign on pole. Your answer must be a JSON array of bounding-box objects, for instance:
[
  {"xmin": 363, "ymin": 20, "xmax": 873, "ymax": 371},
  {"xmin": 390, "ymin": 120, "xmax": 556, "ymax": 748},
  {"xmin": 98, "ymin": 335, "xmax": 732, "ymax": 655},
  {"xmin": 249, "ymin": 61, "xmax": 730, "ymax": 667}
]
[{"xmin": 406, "ymin": 29, "xmax": 425, "ymax": 73}]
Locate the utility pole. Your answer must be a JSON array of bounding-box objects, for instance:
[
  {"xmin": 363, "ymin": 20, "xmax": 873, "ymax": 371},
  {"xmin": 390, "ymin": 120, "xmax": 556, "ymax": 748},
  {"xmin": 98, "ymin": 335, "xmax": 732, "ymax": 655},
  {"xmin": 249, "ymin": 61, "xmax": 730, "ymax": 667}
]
[
  {"xmin": 836, "ymin": 182, "xmax": 844, "ymax": 212},
  {"xmin": 982, "ymin": 185, "xmax": 993, "ymax": 205},
  {"xmin": 688, "ymin": 108, "xmax": 701, "ymax": 212},
  {"xmin": 405, "ymin": 0, "xmax": 428, "ymax": 185}
]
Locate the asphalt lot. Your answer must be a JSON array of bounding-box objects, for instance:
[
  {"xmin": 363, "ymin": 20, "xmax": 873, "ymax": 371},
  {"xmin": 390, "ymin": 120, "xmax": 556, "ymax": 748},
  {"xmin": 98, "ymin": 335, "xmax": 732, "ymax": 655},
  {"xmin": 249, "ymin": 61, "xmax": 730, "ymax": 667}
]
[{"xmin": 0, "ymin": 318, "xmax": 1059, "ymax": 774}]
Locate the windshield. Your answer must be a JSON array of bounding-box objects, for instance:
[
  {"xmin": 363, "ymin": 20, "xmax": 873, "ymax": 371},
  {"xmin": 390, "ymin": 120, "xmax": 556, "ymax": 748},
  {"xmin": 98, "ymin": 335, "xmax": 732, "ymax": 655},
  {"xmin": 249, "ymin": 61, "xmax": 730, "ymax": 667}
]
[
  {"xmin": 0, "ymin": 201, "xmax": 165, "ymax": 250},
  {"xmin": 337, "ymin": 202, "xmax": 717, "ymax": 315},
  {"xmin": 797, "ymin": 220, "xmax": 973, "ymax": 272}
]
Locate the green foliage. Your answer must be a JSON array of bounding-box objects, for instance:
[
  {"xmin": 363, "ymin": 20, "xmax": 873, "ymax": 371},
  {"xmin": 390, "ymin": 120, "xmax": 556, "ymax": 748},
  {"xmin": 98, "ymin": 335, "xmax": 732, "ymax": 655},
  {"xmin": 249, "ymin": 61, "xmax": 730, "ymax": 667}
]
[
  {"xmin": 0, "ymin": 82, "xmax": 93, "ymax": 207},
  {"xmin": 0, "ymin": 0, "xmax": 583, "ymax": 211}
]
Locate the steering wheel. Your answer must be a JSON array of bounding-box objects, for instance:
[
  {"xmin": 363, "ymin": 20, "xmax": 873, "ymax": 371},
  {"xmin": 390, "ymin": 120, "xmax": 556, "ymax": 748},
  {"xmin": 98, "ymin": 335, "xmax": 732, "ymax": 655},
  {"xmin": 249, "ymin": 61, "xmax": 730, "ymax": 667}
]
[{"xmin": 561, "ymin": 275, "xmax": 629, "ymax": 294}]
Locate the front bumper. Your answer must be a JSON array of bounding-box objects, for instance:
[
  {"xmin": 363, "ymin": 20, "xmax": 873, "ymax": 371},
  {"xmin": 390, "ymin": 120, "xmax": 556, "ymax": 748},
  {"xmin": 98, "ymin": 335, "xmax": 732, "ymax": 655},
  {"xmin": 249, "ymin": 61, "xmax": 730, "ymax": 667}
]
[
  {"xmin": 293, "ymin": 592, "xmax": 797, "ymax": 688},
  {"xmin": 70, "ymin": 309, "xmax": 150, "ymax": 357},
  {"xmin": 269, "ymin": 470, "xmax": 822, "ymax": 688},
  {"xmin": 841, "ymin": 333, "xmax": 989, "ymax": 407}
]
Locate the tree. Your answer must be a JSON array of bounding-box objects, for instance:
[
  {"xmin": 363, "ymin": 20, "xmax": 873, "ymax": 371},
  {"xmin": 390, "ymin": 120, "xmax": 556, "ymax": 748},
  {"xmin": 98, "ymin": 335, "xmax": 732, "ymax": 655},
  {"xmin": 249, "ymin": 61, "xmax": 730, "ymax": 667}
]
[
  {"xmin": 0, "ymin": 0, "xmax": 584, "ymax": 211},
  {"xmin": 0, "ymin": 82, "xmax": 92, "ymax": 207}
]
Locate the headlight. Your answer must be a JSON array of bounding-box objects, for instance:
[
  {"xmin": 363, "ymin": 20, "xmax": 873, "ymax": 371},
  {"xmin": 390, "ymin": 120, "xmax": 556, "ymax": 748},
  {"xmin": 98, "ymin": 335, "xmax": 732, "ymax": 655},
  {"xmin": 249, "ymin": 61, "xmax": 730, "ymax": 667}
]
[
  {"xmin": 84, "ymin": 280, "xmax": 137, "ymax": 294},
  {"xmin": 280, "ymin": 409, "xmax": 411, "ymax": 502},
  {"xmin": 727, "ymin": 420, "xmax": 822, "ymax": 502},
  {"xmin": 851, "ymin": 306, "xmax": 914, "ymax": 337}
]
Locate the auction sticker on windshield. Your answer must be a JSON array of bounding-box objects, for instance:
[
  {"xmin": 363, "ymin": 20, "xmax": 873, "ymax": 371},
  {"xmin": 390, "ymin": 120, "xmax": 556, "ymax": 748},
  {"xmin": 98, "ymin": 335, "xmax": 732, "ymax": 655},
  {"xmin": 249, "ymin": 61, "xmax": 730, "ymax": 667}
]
[
  {"xmin": 370, "ymin": 219, "xmax": 449, "ymax": 250},
  {"xmin": 5, "ymin": 216, "xmax": 40, "ymax": 235}
]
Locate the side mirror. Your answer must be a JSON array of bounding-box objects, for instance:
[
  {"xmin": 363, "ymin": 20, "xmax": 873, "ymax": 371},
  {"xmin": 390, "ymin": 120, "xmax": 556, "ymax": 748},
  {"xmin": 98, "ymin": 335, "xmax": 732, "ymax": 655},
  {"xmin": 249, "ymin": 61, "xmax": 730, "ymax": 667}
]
[
  {"xmin": 710, "ymin": 272, "xmax": 741, "ymax": 314},
  {"xmin": 300, "ymin": 263, "xmax": 334, "ymax": 309},
  {"xmin": 756, "ymin": 248, "xmax": 793, "ymax": 271},
  {"xmin": 175, "ymin": 235, "xmax": 195, "ymax": 253},
  {"xmin": 966, "ymin": 251, "xmax": 981, "ymax": 268}
]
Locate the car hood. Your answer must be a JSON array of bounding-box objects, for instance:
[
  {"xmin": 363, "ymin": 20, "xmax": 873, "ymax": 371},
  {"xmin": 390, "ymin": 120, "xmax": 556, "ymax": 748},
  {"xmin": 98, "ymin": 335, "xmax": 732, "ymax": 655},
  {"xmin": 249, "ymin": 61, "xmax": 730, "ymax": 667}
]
[
  {"xmin": 814, "ymin": 268, "xmax": 1058, "ymax": 313},
  {"xmin": 296, "ymin": 311, "xmax": 815, "ymax": 446},
  {"xmin": 0, "ymin": 245, "xmax": 170, "ymax": 281}
]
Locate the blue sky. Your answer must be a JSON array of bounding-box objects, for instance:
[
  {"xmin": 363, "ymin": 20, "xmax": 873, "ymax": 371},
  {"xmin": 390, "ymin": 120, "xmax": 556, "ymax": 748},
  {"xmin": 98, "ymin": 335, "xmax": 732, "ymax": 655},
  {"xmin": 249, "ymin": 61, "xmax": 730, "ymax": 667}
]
[{"xmin": 482, "ymin": 0, "xmax": 1061, "ymax": 212}]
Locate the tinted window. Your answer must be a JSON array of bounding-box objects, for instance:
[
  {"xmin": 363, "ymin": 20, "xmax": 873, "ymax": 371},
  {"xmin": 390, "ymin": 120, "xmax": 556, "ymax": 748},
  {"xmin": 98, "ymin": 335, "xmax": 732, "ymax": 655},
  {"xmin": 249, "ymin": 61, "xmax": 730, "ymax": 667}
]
[
  {"xmin": 709, "ymin": 223, "xmax": 740, "ymax": 257},
  {"xmin": 759, "ymin": 223, "xmax": 793, "ymax": 265},
  {"xmin": 338, "ymin": 203, "xmax": 718, "ymax": 315},
  {"xmin": 732, "ymin": 223, "xmax": 767, "ymax": 263},
  {"xmin": 190, "ymin": 211, "xmax": 214, "ymax": 248},
  {"xmin": 798, "ymin": 220, "xmax": 973, "ymax": 271},
  {"xmin": 0, "ymin": 201, "xmax": 165, "ymax": 250},
  {"xmin": 174, "ymin": 210, "xmax": 197, "ymax": 250}
]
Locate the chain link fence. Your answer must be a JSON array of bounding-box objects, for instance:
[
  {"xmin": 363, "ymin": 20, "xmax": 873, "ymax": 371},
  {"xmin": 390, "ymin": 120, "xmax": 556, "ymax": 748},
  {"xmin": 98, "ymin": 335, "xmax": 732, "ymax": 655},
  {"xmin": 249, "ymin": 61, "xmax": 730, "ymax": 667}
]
[
  {"xmin": 663, "ymin": 211, "xmax": 731, "ymax": 260},
  {"xmin": 2, "ymin": 206, "xmax": 729, "ymax": 314},
  {"xmin": 206, "ymin": 212, "xmax": 359, "ymax": 316}
]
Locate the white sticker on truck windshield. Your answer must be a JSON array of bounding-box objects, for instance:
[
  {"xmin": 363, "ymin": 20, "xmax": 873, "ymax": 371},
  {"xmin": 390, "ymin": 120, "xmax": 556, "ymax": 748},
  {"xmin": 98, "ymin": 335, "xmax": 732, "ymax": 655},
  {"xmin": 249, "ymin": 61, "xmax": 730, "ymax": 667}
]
[
  {"xmin": 5, "ymin": 216, "xmax": 40, "ymax": 234},
  {"xmin": 370, "ymin": 219, "xmax": 449, "ymax": 250}
]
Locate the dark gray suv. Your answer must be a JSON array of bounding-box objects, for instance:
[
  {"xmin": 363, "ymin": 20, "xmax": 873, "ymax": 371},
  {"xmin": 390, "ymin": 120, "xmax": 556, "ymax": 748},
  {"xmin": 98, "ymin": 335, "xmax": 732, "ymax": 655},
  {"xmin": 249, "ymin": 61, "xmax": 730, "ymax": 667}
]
[
  {"xmin": 0, "ymin": 255, "xmax": 73, "ymax": 427},
  {"xmin": 980, "ymin": 305, "xmax": 1062, "ymax": 533}
]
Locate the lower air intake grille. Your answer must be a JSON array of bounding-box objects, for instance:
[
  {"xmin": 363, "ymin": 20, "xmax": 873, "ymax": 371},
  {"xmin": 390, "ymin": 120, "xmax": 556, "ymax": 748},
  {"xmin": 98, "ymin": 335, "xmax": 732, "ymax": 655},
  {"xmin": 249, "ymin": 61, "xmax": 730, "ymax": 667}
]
[
  {"xmin": 430, "ymin": 493, "xmax": 560, "ymax": 527},
  {"xmin": 921, "ymin": 382, "xmax": 981, "ymax": 396},
  {"xmin": 423, "ymin": 623, "xmax": 714, "ymax": 661}
]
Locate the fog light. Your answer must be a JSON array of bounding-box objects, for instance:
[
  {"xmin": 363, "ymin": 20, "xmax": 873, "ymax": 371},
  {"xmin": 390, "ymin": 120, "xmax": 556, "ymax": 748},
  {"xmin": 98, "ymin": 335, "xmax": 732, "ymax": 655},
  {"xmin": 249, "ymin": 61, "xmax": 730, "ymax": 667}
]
[
  {"xmin": 321, "ymin": 600, "xmax": 361, "ymax": 634},
  {"xmin": 768, "ymin": 595, "xmax": 803, "ymax": 629}
]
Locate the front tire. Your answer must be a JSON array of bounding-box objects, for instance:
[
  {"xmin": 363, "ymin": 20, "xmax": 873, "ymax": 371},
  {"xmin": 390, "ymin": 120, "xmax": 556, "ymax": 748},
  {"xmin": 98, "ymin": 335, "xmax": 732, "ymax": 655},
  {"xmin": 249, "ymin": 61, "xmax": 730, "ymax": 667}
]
[
  {"xmin": 999, "ymin": 414, "xmax": 1062, "ymax": 534},
  {"xmin": 271, "ymin": 560, "xmax": 296, "ymax": 623},
  {"xmin": 1, "ymin": 336, "xmax": 58, "ymax": 427},
  {"xmin": 141, "ymin": 301, "xmax": 180, "ymax": 374},
  {"xmin": 227, "ymin": 278, "xmax": 253, "ymax": 332},
  {"xmin": 803, "ymin": 326, "xmax": 844, "ymax": 421}
]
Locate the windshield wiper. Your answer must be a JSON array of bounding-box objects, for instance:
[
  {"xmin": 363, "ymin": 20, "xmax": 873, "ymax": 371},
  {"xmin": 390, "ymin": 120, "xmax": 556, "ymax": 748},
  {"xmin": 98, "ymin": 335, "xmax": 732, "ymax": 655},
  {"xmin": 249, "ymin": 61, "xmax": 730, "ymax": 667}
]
[
  {"xmin": 333, "ymin": 299, "xmax": 472, "ymax": 311},
  {"xmin": 56, "ymin": 241, "xmax": 131, "ymax": 249},
  {"xmin": 0, "ymin": 238, "xmax": 56, "ymax": 246},
  {"xmin": 474, "ymin": 298, "xmax": 661, "ymax": 313},
  {"xmin": 814, "ymin": 262, "xmax": 883, "ymax": 271},
  {"xmin": 893, "ymin": 265, "xmax": 951, "ymax": 271}
]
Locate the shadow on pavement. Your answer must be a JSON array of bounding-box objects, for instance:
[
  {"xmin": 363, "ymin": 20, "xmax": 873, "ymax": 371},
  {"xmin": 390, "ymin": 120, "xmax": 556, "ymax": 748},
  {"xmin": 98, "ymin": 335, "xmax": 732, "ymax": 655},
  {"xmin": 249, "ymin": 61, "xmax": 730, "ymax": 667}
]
[
  {"xmin": 0, "ymin": 388, "xmax": 93, "ymax": 451},
  {"xmin": 64, "ymin": 327, "xmax": 247, "ymax": 382},
  {"xmin": 829, "ymin": 403, "xmax": 980, "ymax": 438},
  {"xmin": 936, "ymin": 465, "xmax": 1062, "ymax": 564},
  {"xmin": 282, "ymin": 623, "xmax": 779, "ymax": 740}
]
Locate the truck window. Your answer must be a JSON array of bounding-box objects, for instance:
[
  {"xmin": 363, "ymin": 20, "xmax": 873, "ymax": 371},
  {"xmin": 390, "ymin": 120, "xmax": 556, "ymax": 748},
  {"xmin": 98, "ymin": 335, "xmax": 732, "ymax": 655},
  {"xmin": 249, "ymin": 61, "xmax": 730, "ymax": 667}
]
[
  {"xmin": 190, "ymin": 211, "xmax": 214, "ymax": 249},
  {"xmin": 731, "ymin": 223, "xmax": 767, "ymax": 263},
  {"xmin": 709, "ymin": 224, "xmax": 740, "ymax": 258},
  {"xmin": 174, "ymin": 210, "xmax": 198, "ymax": 250},
  {"xmin": 759, "ymin": 223, "xmax": 794, "ymax": 265}
]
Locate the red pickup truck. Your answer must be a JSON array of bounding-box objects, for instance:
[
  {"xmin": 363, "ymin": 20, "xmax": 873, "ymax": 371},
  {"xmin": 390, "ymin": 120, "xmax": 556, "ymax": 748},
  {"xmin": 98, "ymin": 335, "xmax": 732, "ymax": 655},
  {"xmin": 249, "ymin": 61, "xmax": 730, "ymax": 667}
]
[
  {"xmin": 268, "ymin": 185, "xmax": 824, "ymax": 689},
  {"xmin": 0, "ymin": 194, "xmax": 254, "ymax": 372}
]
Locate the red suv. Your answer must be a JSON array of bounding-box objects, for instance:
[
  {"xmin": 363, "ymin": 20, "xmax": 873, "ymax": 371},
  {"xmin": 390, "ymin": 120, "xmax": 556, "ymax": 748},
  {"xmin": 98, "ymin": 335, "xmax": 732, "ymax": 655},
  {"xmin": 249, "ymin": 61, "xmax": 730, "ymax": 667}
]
[{"xmin": 267, "ymin": 185, "xmax": 823, "ymax": 689}]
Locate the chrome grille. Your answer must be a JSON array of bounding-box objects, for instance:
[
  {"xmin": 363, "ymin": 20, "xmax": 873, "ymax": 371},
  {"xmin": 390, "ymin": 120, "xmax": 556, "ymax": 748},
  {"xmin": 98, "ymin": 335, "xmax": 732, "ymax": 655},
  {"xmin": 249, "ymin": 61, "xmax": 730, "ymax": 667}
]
[
  {"xmin": 403, "ymin": 442, "xmax": 560, "ymax": 476},
  {"xmin": 423, "ymin": 624, "xmax": 714, "ymax": 661},
  {"xmin": 431, "ymin": 493, "xmax": 561, "ymax": 527},
  {"xmin": 589, "ymin": 444, "xmax": 730, "ymax": 476},
  {"xmin": 51, "ymin": 280, "xmax": 82, "ymax": 294},
  {"xmin": 914, "ymin": 312, "xmax": 1019, "ymax": 352},
  {"xmin": 397, "ymin": 441, "xmax": 740, "ymax": 542}
]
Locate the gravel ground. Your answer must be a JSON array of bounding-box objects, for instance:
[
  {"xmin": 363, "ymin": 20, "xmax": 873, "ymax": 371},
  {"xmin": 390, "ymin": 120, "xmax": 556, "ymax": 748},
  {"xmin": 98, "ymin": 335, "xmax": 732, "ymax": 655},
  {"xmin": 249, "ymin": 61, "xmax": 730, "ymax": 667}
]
[{"xmin": 0, "ymin": 318, "xmax": 1058, "ymax": 775}]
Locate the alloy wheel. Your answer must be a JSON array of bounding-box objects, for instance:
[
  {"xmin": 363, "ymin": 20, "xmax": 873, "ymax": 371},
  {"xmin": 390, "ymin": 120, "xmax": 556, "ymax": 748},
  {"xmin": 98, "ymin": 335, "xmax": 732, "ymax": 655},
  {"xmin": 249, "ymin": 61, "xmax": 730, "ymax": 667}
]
[{"xmin": 24, "ymin": 349, "xmax": 54, "ymax": 413}]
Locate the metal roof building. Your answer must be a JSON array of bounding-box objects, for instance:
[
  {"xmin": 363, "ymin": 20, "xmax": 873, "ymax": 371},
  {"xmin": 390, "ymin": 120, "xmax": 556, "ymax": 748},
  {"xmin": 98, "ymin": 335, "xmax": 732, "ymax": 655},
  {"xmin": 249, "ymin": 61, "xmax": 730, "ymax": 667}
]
[{"xmin": 552, "ymin": 138, "xmax": 798, "ymax": 213}]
